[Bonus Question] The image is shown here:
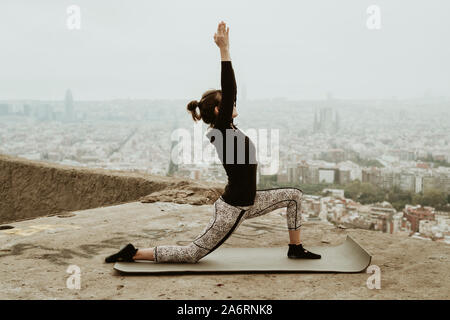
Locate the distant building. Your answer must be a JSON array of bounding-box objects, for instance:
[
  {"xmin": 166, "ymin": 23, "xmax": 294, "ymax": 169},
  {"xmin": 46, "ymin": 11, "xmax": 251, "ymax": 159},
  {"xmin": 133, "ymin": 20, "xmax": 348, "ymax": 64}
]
[
  {"xmin": 301, "ymin": 195, "xmax": 322, "ymax": 217},
  {"xmin": 313, "ymin": 107, "xmax": 340, "ymax": 134},
  {"xmin": 318, "ymin": 168, "xmax": 336, "ymax": 184},
  {"xmin": 415, "ymin": 175, "xmax": 423, "ymax": 193},
  {"xmin": 397, "ymin": 173, "xmax": 415, "ymax": 192},
  {"xmin": 388, "ymin": 149, "xmax": 416, "ymax": 161},
  {"xmin": 23, "ymin": 104, "xmax": 31, "ymax": 116},
  {"xmin": 362, "ymin": 168, "xmax": 438, "ymax": 193},
  {"xmin": 284, "ymin": 162, "xmax": 352, "ymax": 186},
  {"xmin": 298, "ymin": 164, "xmax": 319, "ymax": 184},
  {"xmin": 422, "ymin": 175, "xmax": 437, "ymax": 193},
  {"xmin": 416, "ymin": 162, "xmax": 430, "ymax": 170},
  {"xmin": 65, "ymin": 89, "xmax": 74, "ymax": 120},
  {"xmin": 0, "ymin": 103, "xmax": 9, "ymax": 116},
  {"xmin": 362, "ymin": 167, "xmax": 383, "ymax": 187},
  {"xmin": 320, "ymin": 149, "xmax": 345, "ymax": 163},
  {"xmin": 367, "ymin": 202, "xmax": 397, "ymax": 233},
  {"xmin": 436, "ymin": 171, "xmax": 450, "ymax": 194},
  {"xmin": 403, "ymin": 205, "xmax": 435, "ymax": 233},
  {"xmin": 419, "ymin": 220, "xmax": 445, "ymax": 240},
  {"xmin": 287, "ymin": 165, "xmax": 300, "ymax": 184},
  {"xmin": 344, "ymin": 201, "xmax": 396, "ymax": 232},
  {"xmin": 36, "ymin": 104, "xmax": 53, "ymax": 121},
  {"xmin": 338, "ymin": 169, "xmax": 351, "ymax": 185},
  {"xmin": 322, "ymin": 188, "xmax": 345, "ymax": 198}
]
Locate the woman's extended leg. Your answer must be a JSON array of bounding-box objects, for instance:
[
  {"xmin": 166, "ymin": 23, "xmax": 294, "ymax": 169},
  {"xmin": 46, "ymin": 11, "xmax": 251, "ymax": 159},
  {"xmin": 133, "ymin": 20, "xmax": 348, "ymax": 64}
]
[{"xmin": 132, "ymin": 197, "xmax": 246, "ymax": 263}]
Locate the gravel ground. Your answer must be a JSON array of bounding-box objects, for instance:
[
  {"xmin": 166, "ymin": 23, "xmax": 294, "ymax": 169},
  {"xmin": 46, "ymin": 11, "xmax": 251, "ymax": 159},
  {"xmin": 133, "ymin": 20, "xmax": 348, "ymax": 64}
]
[{"xmin": 0, "ymin": 201, "xmax": 449, "ymax": 299}]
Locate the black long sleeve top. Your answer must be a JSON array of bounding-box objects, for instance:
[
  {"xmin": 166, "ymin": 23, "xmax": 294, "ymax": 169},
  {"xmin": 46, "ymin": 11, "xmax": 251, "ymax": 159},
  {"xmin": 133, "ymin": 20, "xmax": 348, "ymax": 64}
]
[{"xmin": 205, "ymin": 61, "xmax": 258, "ymax": 206}]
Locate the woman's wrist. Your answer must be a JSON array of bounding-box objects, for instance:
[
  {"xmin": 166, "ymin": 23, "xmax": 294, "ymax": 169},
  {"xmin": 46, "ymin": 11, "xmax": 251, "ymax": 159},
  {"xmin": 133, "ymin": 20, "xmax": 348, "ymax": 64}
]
[{"xmin": 220, "ymin": 48, "xmax": 231, "ymax": 61}]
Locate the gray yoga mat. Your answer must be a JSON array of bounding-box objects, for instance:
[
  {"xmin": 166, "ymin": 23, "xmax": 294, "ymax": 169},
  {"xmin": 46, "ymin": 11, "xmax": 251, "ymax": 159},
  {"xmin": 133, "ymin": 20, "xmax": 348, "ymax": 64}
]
[{"xmin": 113, "ymin": 235, "xmax": 372, "ymax": 274}]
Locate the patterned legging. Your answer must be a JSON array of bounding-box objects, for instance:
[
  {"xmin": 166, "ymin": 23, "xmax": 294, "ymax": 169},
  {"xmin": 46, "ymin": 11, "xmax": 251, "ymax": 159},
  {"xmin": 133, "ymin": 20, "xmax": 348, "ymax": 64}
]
[{"xmin": 153, "ymin": 187, "xmax": 303, "ymax": 263}]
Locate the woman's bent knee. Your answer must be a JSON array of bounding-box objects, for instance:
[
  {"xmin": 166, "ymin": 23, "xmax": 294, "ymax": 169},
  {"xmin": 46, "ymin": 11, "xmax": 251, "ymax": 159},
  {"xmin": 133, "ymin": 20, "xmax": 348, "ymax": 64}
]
[{"xmin": 288, "ymin": 188, "xmax": 303, "ymax": 201}]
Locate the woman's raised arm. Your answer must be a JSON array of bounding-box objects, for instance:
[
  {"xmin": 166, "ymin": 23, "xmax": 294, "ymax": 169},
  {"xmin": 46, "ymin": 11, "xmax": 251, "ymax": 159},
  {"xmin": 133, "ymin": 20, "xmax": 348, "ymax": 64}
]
[{"xmin": 214, "ymin": 21, "xmax": 237, "ymax": 128}]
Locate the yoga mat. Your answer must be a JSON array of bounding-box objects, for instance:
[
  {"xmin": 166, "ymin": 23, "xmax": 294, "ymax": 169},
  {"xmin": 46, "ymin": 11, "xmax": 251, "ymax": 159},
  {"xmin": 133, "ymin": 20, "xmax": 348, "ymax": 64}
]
[{"xmin": 113, "ymin": 235, "xmax": 371, "ymax": 274}]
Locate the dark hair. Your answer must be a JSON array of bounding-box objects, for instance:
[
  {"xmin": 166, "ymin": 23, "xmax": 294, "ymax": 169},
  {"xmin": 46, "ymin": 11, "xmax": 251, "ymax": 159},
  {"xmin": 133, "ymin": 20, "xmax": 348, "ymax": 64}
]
[{"xmin": 187, "ymin": 89, "xmax": 221, "ymax": 125}]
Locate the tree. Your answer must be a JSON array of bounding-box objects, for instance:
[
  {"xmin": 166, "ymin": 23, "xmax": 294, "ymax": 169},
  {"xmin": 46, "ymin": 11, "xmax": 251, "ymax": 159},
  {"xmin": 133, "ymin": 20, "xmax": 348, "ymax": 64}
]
[
  {"xmin": 422, "ymin": 189, "xmax": 447, "ymax": 207},
  {"xmin": 344, "ymin": 180, "xmax": 384, "ymax": 204}
]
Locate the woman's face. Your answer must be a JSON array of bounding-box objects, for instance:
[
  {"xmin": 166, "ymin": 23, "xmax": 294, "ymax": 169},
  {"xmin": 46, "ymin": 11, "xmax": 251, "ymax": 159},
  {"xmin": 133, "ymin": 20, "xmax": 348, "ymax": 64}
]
[{"xmin": 232, "ymin": 105, "xmax": 238, "ymax": 118}]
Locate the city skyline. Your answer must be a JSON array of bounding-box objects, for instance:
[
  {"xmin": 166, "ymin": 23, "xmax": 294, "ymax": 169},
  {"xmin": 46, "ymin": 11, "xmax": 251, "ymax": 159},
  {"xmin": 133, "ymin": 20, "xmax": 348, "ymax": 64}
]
[{"xmin": 1, "ymin": 90, "xmax": 449, "ymax": 244}]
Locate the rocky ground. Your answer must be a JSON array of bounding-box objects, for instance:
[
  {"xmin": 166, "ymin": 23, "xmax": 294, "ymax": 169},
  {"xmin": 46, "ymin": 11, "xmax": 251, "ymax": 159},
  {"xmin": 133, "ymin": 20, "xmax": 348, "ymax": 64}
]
[{"xmin": 0, "ymin": 201, "xmax": 449, "ymax": 299}]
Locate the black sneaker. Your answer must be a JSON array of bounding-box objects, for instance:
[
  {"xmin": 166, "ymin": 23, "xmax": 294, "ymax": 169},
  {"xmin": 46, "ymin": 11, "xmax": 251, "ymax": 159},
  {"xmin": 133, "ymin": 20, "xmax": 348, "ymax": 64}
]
[
  {"xmin": 105, "ymin": 243, "xmax": 138, "ymax": 263},
  {"xmin": 288, "ymin": 244, "xmax": 321, "ymax": 259}
]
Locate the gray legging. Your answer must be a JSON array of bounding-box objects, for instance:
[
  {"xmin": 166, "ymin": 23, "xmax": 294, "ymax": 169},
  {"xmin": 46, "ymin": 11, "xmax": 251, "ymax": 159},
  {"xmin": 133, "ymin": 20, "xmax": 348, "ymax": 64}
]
[{"xmin": 153, "ymin": 187, "xmax": 303, "ymax": 263}]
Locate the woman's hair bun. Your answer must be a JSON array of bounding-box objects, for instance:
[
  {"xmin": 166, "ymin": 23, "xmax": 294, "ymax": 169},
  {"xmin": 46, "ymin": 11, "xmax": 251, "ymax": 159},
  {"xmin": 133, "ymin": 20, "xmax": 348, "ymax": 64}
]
[
  {"xmin": 187, "ymin": 100, "xmax": 199, "ymax": 112},
  {"xmin": 187, "ymin": 100, "xmax": 202, "ymax": 122}
]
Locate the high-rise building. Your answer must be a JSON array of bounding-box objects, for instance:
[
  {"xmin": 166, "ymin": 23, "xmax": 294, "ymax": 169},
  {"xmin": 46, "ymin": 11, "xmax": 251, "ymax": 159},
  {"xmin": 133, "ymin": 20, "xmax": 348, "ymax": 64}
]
[
  {"xmin": 0, "ymin": 103, "xmax": 9, "ymax": 116},
  {"xmin": 397, "ymin": 173, "xmax": 416, "ymax": 192},
  {"xmin": 338, "ymin": 169, "xmax": 351, "ymax": 185},
  {"xmin": 65, "ymin": 89, "xmax": 74, "ymax": 120},
  {"xmin": 313, "ymin": 110, "xmax": 319, "ymax": 132},
  {"xmin": 23, "ymin": 104, "xmax": 31, "ymax": 116},
  {"xmin": 313, "ymin": 107, "xmax": 340, "ymax": 134},
  {"xmin": 334, "ymin": 110, "xmax": 340, "ymax": 132}
]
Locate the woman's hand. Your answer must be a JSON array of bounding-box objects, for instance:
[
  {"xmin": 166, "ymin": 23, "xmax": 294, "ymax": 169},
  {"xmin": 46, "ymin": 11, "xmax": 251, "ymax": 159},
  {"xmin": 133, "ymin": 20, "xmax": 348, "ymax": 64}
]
[{"xmin": 214, "ymin": 21, "xmax": 229, "ymax": 51}]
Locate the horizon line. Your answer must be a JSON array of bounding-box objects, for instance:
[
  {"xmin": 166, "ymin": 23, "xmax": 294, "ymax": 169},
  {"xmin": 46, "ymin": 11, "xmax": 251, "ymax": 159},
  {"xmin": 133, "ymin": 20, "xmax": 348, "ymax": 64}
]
[{"xmin": 1, "ymin": 96, "xmax": 449, "ymax": 103}]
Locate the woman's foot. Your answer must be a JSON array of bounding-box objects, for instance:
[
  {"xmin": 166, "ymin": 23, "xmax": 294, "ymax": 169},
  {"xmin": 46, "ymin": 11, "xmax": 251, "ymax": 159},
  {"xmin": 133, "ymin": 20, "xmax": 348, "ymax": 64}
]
[
  {"xmin": 287, "ymin": 244, "xmax": 321, "ymax": 259},
  {"xmin": 105, "ymin": 243, "xmax": 138, "ymax": 263}
]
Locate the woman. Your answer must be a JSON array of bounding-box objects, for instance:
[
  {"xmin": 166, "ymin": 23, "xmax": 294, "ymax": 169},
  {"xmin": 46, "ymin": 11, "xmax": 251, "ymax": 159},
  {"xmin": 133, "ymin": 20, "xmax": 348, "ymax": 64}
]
[{"xmin": 105, "ymin": 21, "xmax": 320, "ymax": 264}]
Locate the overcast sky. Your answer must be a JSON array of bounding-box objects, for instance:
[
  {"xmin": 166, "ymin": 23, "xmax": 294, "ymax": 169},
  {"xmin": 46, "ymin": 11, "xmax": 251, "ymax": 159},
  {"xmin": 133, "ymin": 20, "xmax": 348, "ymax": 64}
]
[{"xmin": 0, "ymin": 0, "xmax": 449, "ymax": 100}]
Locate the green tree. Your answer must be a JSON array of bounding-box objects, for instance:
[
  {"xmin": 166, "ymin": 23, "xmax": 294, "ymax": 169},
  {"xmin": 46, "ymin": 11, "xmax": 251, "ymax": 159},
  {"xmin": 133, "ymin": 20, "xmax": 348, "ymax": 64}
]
[
  {"xmin": 412, "ymin": 193, "xmax": 424, "ymax": 205},
  {"xmin": 422, "ymin": 189, "xmax": 447, "ymax": 207},
  {"xmin": 344, "ymin": 180, "xmax": 384, "ymax": 204},
  {"xmin": 344, "ymin": 180, "xmax": 361, "ymax": 199}
]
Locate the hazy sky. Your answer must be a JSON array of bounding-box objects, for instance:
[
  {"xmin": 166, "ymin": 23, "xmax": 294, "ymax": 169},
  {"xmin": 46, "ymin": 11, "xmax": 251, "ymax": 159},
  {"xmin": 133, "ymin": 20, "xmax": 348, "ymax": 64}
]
[{"xmin": 1, "ymin": 0, "xmax": 449, "ymax": 100}]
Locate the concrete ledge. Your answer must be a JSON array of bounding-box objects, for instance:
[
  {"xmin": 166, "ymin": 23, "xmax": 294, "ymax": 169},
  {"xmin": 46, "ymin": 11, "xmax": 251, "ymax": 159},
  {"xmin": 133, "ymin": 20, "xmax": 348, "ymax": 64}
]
[{"xmin": 0, "ymin": 154, "xmax": 223, "ymax": 223}]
